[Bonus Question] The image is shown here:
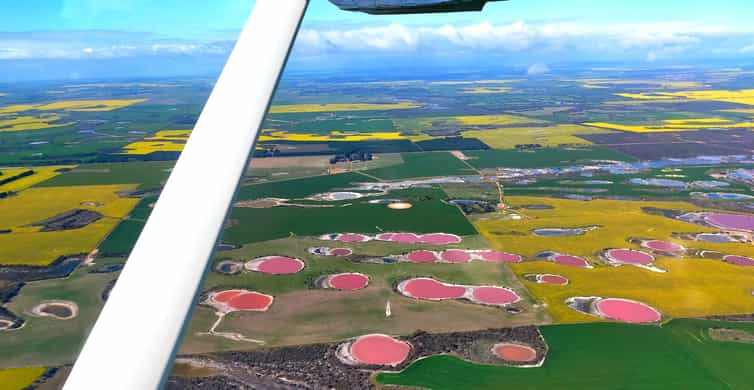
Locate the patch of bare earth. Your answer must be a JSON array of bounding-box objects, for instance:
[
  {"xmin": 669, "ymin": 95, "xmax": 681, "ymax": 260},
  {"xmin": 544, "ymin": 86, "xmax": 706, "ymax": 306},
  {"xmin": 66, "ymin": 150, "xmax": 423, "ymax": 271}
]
[
  {"xmin": 709, "ymin": 328, "xmax": 754, "ymax": 344},
  {"xmin": 213, "ymin": 278, "xmax": 547, "ymax": 351},
  {"xmin": 249, "ymin": 156, "xmax": 332, "ymax": 169}
]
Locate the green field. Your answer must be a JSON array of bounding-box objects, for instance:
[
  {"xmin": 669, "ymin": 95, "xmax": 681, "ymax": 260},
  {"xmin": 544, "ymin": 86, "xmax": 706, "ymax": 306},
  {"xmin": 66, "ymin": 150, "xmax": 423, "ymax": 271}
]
[
  {"xmin": 378, "ymin": 319, "xmax": 754, "ymax": 390},
  {"xmin": 0, "ymin": 269, "xmax": 113, "ymax": 367},
  {"xmin": 505, "ymin": 165, "xmax": 754, "ymax": 199},
  {"xmin": 224, "ymin": 187, "xmax": 478, "ymax": 244},
  {"xmin": 206, "ymin": 235, "xmax": 498, "ymax": 297},
  {"xmin": 97, "ymin": 197, "xmax": 154, "ymax": 256},
  {"xmin": 0, "ymin": 125, "xmax": 128, "ymax": 166},
  {"xmin": 181, "ymin": 234, "xmax": 549, "ymax": 354},
  {"xmin": 364, "ymin": 152, "xmax": 476, "ymax": 180},
  {"xmin": 466, "ymin": 147, "xmax": 636, "ymax": 169},
  {"xmin": 237, "ymin": 172, "xmax": 372, "ymax": 200},
  {"xmin": 283, "ymin": 118, "xmax": 396, "ymax": 133},
  {"xmin": 37, "ymin": 161, "xmax": 174, "ymax": 189},
  {"xmin": 98, "ymin": 219, "xmax": 145, "ymax": 256}
]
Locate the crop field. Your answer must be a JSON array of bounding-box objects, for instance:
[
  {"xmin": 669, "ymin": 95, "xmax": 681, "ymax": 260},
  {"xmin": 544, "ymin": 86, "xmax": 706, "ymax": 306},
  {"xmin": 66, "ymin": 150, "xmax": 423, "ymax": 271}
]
[
  {"xmin": 97, "ymin": 196, "xmax": 154, "ymax": 256},
  {"xmin": 0, "ymin": 185, "xmax": 138, "ymax": 265},
  {"xmin": 225, "ymin": 187, "xmax": 478, "ymax": 244},
  {"xmin": 279, "ymin": 118, "xmax": 396, "ymax": 134},
  {"xmin": 258, "ymin": 130, "xmax": 408, "ymax": 142},
  {"xmin": 4, "ymin": 70, "xmax": 754, "ymax": 390},
  {"xmin": 0, "ymin": 99, "xmax": 148, "ymax": 115},
  {"xmin": 120, "ymin": 140, "xmax": 185, "ymax": 155},
  {"xmin": 119, "ymin": 129, "xmax": 191, "ymax": 155},
  {"xmin": 181, "ymin": 235, "xmax": 547, "ymax": 354},
  {"xmin": 363, "ymin": 151, "xmax": 476, "ymax": 180},
  {"xmin": 475, "ymin": 196, "xmax": 754, "ymax": 322},
  {"xmin": 238, "ymin": 172, "xmax": 372, "ymax": 199},
  {"xmin": 0, "ymin": 99, "xmax": 148, "ymax": 133},
  {"xmin": 615, "ymin": 89, "xmax": 754, "ymax": 106},
  {"xmin": 475, "ymin": 196, "xmax": 754, "ymax": 258},
  {"xmin": 37, "ymin": 162, "xmax": 174, "ymax": 189},
  {"xmin": 576, "ymin": 79, "xmax": 704, "ymax": 89},
  {"xmin": 453, "ymin": 114, "xmax": 546, "ymax": 127},
  {"xmin": 513, "ymin": 256, "xmax": 754, "ymax": 323},
  {"xmin": 0, "ymin": 114, "xmax": 74, "ymax": 132},
  {"xmin": 462, "ymin": 124, "xmax": 612, "ymax": 149},
  {"xmin": 0, "ymin": 367, "xmax": 47, "ymax": 389},
  {"xmin": 377, "ymin": 319, "xmax": 754, "ymax": 390},
  {"xmin": 395, "ymin": 114, "xmax": 544, "ymax": 136},
  {"xmin": 584, "ymin": 117, "xmax": 754, "ymax": 133},
  {"xmin": 0, "ymin": 268, "xmax": 116, "ymax": 367},
  {"xmin": 463, "ymin": 86, "xmax": 512, "ymax": 94},
  {"xmin": 146, "ymin": 129, "xmax": 192, "ymax": 141},
  {"xmin": 579, "ymin": 128, "xmax": 754, "ymax": 159},
  {"xmin": 97, "ymin": 220, "xmax": 145, "ymax": 257},
  {"xmin": 465, "ymin": 147, "xmax": 635, "ymax": 169},
  {"xmin": 0, "ymin": 166, "xmax": 73, "ymax": 192},
  {"xmin": 268, "ymin": 102, "xmax": 421, "ymax": 114}
]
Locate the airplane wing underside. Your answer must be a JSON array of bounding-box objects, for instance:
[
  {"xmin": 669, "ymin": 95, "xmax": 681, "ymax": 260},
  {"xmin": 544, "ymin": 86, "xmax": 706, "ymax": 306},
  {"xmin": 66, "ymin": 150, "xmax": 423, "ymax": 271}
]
[{"xmin": 329, "ymin": 0, "xmax": 505, "ymax": 14}]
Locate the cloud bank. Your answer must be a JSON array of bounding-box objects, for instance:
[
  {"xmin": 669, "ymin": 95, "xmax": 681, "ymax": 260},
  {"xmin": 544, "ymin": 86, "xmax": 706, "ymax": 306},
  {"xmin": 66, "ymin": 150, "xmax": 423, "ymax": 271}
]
[
  {"xmin": 1, "ymin": 21, "xmax": 753, "ymax": 64},
  {"xmin": 295, "ymin": 21, "xmax": 754, "ymax": 61}
]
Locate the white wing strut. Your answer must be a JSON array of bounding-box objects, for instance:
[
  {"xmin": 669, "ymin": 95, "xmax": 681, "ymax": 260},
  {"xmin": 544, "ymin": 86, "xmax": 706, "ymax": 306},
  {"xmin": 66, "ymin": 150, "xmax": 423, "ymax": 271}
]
[{"xmin": 64, "ymin": 1, "xmax": 309, "ymax": 389}]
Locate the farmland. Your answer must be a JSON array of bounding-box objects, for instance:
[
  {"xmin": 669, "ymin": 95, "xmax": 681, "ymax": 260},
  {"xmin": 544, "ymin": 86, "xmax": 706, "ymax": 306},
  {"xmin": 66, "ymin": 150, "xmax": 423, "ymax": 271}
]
[
  {"xmin": 1, "ymin": 69, "xmax": 754, "ymax": 389},
  {"xmin": 0, "ymin": 166, "xmax": 73, "ymax": 192},
  {"xmin": 0, "ymin": 367, "xmax": 47, "ymax": 389},
  {"xmin": 377, "ymin": 319, "xmax": 754, "ymax": 390},
  {"xmin": 0, "ymin": 185, "xmax": 138, "ymax": 265}
]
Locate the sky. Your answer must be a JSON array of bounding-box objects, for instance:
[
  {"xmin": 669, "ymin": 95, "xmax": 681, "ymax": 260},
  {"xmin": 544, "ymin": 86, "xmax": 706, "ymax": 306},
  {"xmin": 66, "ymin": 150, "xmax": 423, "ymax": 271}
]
[{"xmin": 1, "ymin": 0, "xmax": 754, "ymax": 81}]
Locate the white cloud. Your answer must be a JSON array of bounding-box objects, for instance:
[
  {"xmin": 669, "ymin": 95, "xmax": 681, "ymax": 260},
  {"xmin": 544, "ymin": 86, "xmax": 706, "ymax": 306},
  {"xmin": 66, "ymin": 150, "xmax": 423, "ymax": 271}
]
[
  {"xmin": 527, "ymin": 63, "xmax": 550, "ymax": 75},
  {"xmin": 0, "ymin": 31, "xmax": 231, "ymax": 60},
  {"xmin": 293, "ymin": 21, "xmax": 754, "ymax": 61},
  {"xmin": 1, "ymin": 20, "xmax": 753, "ymax": 62},
  {"xmin": 739, "ymin": 44, "xmax": 754, "ymax": 53}
]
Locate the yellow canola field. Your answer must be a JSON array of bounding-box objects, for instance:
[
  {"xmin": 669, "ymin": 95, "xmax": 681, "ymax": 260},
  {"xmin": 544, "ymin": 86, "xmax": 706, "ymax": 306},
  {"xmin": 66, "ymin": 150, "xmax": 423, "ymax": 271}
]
[
  {"xmin": 0, "ymin": 367, "xmax": 47, "ymax": 390},
  {"xmin": 146, "ymin": 129, "xmax": 191, "ymax": 141},
  {"xmin": 463, "ymin": 87, "xmax": 512, "ymax": 94},
  {"xmin": 720, "ymin": 108, "xmax": 754, "ymax": 115},
  {"xmin": 0, "ymin": 166, "xmax": 75, "ymax": 192},
  {"xmin": 514, "ymin": 258, "xmax": 754, "ymax": 324},
  {"xmin": 0, "ymin": 99, "xmax": 146, "ymax": 115},
  {"xmin": 120, "ymin": 130, "xmax": 191, "ymax": 155},
  {"xmin": 615, "ymin": 93, "xmax": 681, "ymax": 100},
  {"xmin": 616, "ymin": 89, "xmax": 754, "ymax": 106},
  {"xmin": 462, "ymin": 124, "xmax": 610, "ymax": 149},
  {"xmin": 259, "ymin": 130, "xmax": 407, "ymax": 142},
  {"xmin": 475, "ymin": 196, "xmax": 754, "ymax": 323},
  {"xmin": 0, "ymin": 185, "xmax": 138, "ymax": 266},
  {"xmin": 268, "ymin": 102, "xmax": 420, "ymax": 114},
  {"xmin": 453, "ymin": 114, "xmax": 545, "ymax": 126},
  {"xmin": 663, "ymin": 118, "xmax": 732, "ymax": 124},
  {"xmin": 122, "ymin": 128, "xmax": 411, "ymax": 154},
  {"xmin": 0, "ymin": 114, "xmax": 74, "ymax": 132},
  {"xmin": 120, "ymin": 141, "xmax": 185, "ymax": 155},
  {"xmin": 0, "ymin": 99, "xmax": 147, "ymax": 132},
  {"xmin": 476, "ymin": 196, "xmax": 753, "ymax": 258},
  {"xmin": 584, "ymin": 118, "xmax": 754, "ymax": 133}
]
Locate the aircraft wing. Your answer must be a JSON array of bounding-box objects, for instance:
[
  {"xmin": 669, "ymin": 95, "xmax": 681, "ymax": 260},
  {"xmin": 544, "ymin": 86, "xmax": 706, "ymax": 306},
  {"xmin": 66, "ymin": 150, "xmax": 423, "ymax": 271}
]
[
  {"xmin": 329, "ymin": 0, "xmax": 506, "ymax": 14},
  {"xmin": 65, "ymin": 0, "xmax": 506, "ymax": 388},
  {"xmin": 63, "ymin": 1, "xmax": 309, "ymax": 389}
]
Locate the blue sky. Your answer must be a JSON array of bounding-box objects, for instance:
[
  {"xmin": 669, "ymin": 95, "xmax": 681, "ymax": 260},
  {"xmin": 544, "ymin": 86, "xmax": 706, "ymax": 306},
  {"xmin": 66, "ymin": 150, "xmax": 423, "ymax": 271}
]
[
  {"xmin": 1, "ymin": 0, "xmax": 754, "ymax": 81},
  {"xmin": 2, "ymin": 0, "xmax": 753, "ymax": 35}
]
